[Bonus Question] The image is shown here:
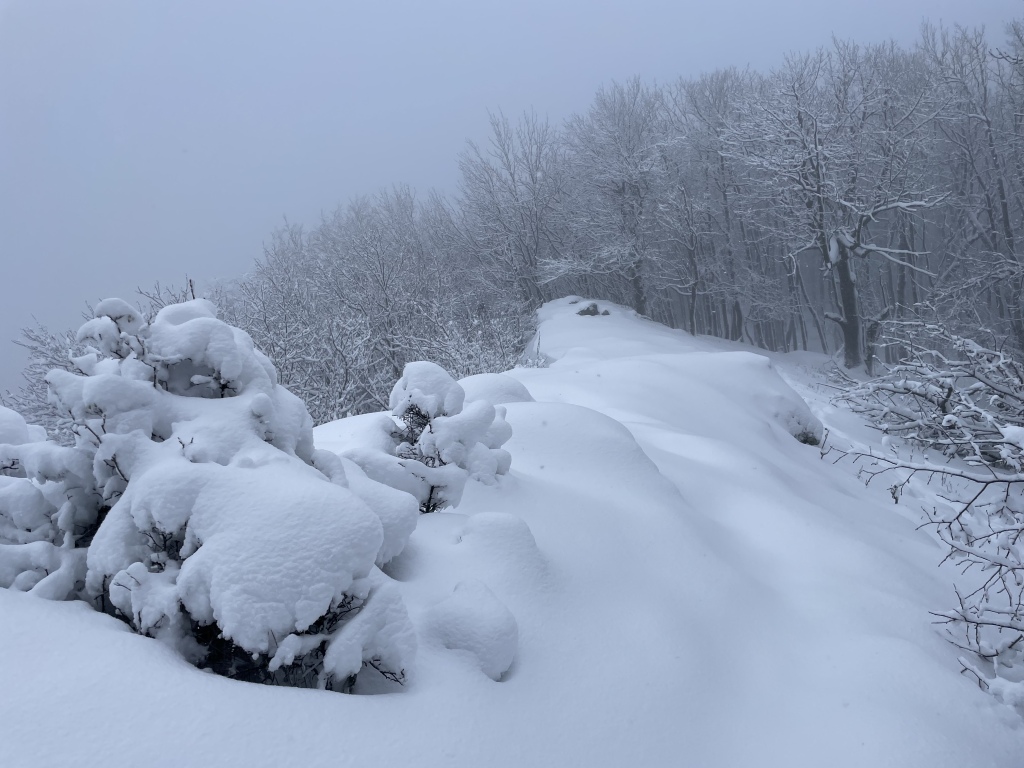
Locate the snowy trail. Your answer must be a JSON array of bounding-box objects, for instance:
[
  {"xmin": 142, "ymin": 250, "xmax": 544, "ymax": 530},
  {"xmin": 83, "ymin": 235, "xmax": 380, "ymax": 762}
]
[
  {"xmin": 1, "ymin": 297, "xmax": 1021, "ymax": 767},
  {"xmin": 504, "ymin": 299, "xmax": 1022, "ymax": 765}
]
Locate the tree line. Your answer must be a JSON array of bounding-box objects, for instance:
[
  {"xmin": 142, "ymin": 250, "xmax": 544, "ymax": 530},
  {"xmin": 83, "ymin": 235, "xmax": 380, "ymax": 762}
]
[
  {"xmin": 454, "ymin": 22, "xmax": 1024, "ymax": 369},
  {"xmin": 7, "ymin": 20, "xmax": 1024, "ymax": 424},
  {"xmin": 225, "ymin": 20, "xmax": 1024, "ymax": 406}
]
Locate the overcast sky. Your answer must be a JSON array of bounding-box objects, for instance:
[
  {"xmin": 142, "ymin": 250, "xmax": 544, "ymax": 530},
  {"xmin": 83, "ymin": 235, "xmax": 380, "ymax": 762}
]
[{"xmin": 1, "ymin": 0, "xmax": 1020, "ymax": 394}]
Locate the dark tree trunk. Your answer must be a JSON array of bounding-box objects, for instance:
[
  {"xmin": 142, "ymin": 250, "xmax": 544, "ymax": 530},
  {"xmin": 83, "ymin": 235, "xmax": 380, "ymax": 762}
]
[
  {"xmin": 629, "ymin": 260, "xmax": 646, "ymax": 316},
  {"xmin": 836, "ymin": 252, "xmax": 862, "ymax": 369}
]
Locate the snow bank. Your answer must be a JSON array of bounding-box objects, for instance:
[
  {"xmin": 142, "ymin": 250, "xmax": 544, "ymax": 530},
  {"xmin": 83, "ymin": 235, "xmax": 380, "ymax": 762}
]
[
  {"xmin": 422, "ymin": 580, "xmax": 518, "ymax": 681},
  {"xmin": 2, "ymin": 297, "xmax": 1021, "ymax": 767},
  {"xmin": 0, "ymin": 405, "xmax": 31, "ymax": 446},
  {"xmin": 458, "ymin": 373, "xmax": 535, "ymax": 405}
]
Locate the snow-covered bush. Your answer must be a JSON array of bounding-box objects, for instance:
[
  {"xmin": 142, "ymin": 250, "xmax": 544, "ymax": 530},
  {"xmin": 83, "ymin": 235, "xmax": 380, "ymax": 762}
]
[
  {"xmin": 220, "ymin": 202, "xmax": 532, "ymax": 425},
  {"xmin": 348, "ymin": 362, "xmax": 513, "ymax": 514},
  {"xmin": 1, "ymin": 283, "xmax": 197, "ymax": 445},
  {"xmin": 834, "ymin": 324, "xmax": 1024, "ymax": 701},
  {"xmin": 0, "ymin": 403, "xmax": 101, "ymax": 600},
  {"xmin": 2, "ymin": 297, "xmax": 419, "ymax": 691}
]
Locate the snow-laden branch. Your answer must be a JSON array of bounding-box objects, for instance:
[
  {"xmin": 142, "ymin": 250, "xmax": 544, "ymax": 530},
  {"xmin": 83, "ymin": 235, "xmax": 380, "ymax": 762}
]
[{"xmin": 834, "ymin": 323, "xmax": 1024, "ymax": 695}]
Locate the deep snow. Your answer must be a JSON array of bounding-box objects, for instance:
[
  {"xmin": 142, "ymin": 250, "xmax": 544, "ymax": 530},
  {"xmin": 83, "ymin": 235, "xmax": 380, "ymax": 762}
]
[{"xmin": 1, "ymin": 297, "xmax": 1021, "ymax": 767}]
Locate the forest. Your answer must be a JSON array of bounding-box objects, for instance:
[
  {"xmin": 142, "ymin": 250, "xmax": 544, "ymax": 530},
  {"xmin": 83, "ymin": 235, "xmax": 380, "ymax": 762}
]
[{"xmin": 7, "ymin": 22, "xmax": 1024, "ymax": 426}]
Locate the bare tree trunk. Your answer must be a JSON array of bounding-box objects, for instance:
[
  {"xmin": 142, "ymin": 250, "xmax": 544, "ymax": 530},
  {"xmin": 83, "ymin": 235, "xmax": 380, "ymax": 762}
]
[{"xmin": 835, "ymin": 251, "xmax": 863, "ymax": 368}]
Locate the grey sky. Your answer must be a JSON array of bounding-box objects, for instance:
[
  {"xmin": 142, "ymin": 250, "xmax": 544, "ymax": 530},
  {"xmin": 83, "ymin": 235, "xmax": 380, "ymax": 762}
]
[{"xmin": 1, "ymin": 0, "xmax": 1020, "ymax": 394}]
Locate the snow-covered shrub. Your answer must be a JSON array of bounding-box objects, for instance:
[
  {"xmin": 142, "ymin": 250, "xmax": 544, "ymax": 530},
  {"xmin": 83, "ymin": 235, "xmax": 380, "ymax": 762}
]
[
  {"xmin": 1, "ymin": 284, "xmax": 197, "ymax": 445},
  {"xmin": 0, "ymin": 404, "xmax": 101, "ymax": 600},
  {"xmin": 834, "ymin": 324, "xmax": 1024, "ymax": 701},
  {"xmin": 3, "ymin": 297, "xmax": 419, "ymax": 691},
  {"xmin": 352, "ymin": 362, "xmax": 513, "ymax": 514},
  {"xmin": 220, "ymin": 206, "xmax": 532, "ymax": 425}
]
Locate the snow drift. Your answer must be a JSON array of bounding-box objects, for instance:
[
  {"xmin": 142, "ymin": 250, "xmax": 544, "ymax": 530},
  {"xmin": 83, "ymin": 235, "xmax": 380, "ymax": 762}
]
[{"xmin": 1, "ymin": 297, "xmax": 1020, "ymax": 767}]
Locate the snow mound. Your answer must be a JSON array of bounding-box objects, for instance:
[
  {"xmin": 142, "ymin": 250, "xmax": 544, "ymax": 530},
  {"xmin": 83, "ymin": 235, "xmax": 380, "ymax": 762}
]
[
  {"xmin": 513, "ymin": 301, "xmax": 823, "ymax": 447},
  {"xmin": 422, "ymin": 579, "xmax": 518, "ymax": 681},
  {"xmin": 3, "ymin": 295, "xmax": 1023, "ymax": 767},
  {"xmin": 458, "ymin": 373, "xmax": 535, "ymax": 404},
  {"xmin": 338, "ymin": 457, "xmax": 419, "ymax": 567},
  {"xmin": 456, "ymin": 513, "xmax": 547, "ymax": 595},
  {"xmin": 683, "ymin": 350, "xmax": 824, "ymax": 444},
  {"xmin": 0, "ymin": 406, "xmax": 31, "ymax": 446}
]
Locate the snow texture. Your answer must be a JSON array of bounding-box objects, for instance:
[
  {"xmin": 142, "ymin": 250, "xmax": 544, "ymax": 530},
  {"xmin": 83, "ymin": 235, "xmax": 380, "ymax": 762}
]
[
  {"xmin": 1, "ymin": 297, "xmax": 1021, "ymax": 768},
  {"xmin": 458, "ymin": 373, "xmax": 535, "ymax": 405},
  {"xmin": 422, "ymin": 579, "xmax": 518, "ymax": 680}
]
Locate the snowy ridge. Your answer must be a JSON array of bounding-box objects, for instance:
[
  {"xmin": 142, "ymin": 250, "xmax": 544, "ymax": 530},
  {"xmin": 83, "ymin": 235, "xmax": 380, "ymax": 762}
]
[{"xmin": 1, "ymin": 298, "xmax": 1020, "ymax": 767}]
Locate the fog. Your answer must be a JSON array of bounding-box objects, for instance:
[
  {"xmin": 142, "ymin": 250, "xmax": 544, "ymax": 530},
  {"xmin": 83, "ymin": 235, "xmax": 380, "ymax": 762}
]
[{"xmin": 1, "ymin": 0, "xmax": 1018, "ymax": 392}]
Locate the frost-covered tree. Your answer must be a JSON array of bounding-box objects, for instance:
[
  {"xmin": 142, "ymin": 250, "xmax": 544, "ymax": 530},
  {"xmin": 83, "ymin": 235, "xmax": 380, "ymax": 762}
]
[
  {"xmin": 722, "ymin": 43, "xmax": 944, "ymax": 368},
  {"xmin": 223, "ymin": 191, "xmax": 530, "ymax": 424},
  {"xmin": 457, "ymin": 111, "xmax": 573, "ymax": 306},
  {"xmin": 564, "ymin": 78, "xmax": 665, "ymax": 316},
  {"xmin": 919, "ymin": 24, "xmax": 1024, "ymax": 355}
]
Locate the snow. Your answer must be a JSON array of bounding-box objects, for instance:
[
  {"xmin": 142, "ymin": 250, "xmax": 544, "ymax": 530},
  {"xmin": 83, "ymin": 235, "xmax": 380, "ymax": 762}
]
[
  {"xmin": 2, "ymin": 297, "xmax": 1022, "ymax": 767},
  {"xmin": 1001, "ymin": 424, "xmax": 1024, "ymax": 451},
  {"xmin": 336, "ymin": 456, "xmax": 419, "ymax": 567},
  {"xmin": 171, "ymin": 462, "xmax": 384, "ymax": 653},
  {"xmin": 458, "ymin": 372, "xmax": 535, "ymax": 404},
  {"xmin": 390, "ymin": 360, "xmax": 466, "ymax": 419},
  {"xmin": 0, "ymin": 405, "xmax": 31, "ymax": 446},
  {"xmin": 422, "ymin": 579, "xmax": 518, "ymax": 681}
]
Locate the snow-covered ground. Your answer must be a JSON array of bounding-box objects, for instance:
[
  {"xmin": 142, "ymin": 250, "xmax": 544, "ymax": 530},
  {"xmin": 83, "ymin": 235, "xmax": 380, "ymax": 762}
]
[{"xmin": 1, "ymin": 297, "xmax": 1021, "ymax": 767}]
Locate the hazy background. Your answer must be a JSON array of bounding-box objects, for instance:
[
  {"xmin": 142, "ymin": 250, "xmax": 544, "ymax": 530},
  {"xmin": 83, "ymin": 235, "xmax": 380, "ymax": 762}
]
[{"xmin": 1, "ymin": 0, "xmax": 1019, "ymax": 394}]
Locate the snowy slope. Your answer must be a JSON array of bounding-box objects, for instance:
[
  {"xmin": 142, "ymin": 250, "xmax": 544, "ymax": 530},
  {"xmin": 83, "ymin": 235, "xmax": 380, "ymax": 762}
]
[{"xmin": 1, "ymin": 297, "xmax": 1021, "ymax": 767}]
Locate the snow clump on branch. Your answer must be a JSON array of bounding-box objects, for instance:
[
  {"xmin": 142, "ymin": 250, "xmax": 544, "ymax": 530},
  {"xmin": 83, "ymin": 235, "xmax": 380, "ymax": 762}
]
[{"xmin": 834, "ymin": 324, "xmax": 1024, "ymax": 703}]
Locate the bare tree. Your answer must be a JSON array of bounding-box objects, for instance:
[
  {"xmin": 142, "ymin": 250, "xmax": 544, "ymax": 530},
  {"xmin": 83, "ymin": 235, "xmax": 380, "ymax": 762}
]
[
  {"xmin": 723, "ymin": 44, "xmax": 944, "ymax": 368},
  {"xmin": 457, "ymin": 112, "xmax": 571, "ymax": 306},
  {"xmin": 564, "ymin": 78, "xmax": 666, "ymax": 315}
]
